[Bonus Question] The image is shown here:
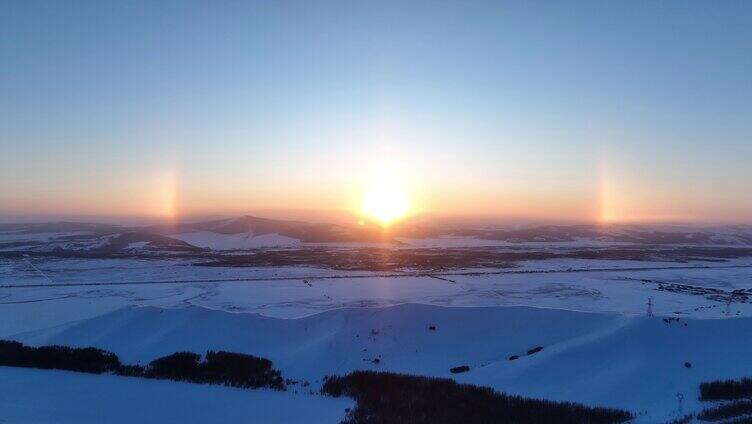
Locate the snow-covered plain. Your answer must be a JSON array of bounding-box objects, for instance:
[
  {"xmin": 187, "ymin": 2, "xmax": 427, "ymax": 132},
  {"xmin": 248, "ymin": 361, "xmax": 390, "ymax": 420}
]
[
  {"xmin": 0, "ymin": 366, "xmax": 352, "ymax": 424},
  {"xmin": 2, "ymin": 253, "xmax": 752, "ymax": 423},
  {"xmin": 2, "ymin": 257, "xmax": 751, "ymax": 335}
]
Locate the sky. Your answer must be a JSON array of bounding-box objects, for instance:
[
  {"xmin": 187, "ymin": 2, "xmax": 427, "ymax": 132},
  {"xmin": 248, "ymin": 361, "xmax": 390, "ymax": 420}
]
[{"xmin": 1, "ymin": 0, "xmax": 751, "ymax": 224}]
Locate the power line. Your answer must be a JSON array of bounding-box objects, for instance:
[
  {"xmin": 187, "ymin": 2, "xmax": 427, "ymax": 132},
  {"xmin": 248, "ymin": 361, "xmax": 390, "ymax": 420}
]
[{"xmin": 21, "ymin": 254, "xmax": 53, "ymax": 285}]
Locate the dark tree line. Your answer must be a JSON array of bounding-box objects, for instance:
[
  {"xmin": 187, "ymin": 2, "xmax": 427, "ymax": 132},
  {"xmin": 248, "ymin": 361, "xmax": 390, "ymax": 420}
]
[
  {"xmin": 695, "ymin": 377, "xmax": 752, "ymax": 423},
  {"xmin": 0, "ymin": 340, "xmax": 284, "ymax": 390},
  {"xmin": 143, "ymin": 350, "xmax": 284, "ymax": 390},
  {"xmin": 322, "ymin": 370, "xmax": 633, "ymax": 424},
  {"xmin": 0, "ymin": 340, "xmax": 120, "ymax": 374},
  {"xmin": 700, "ymin": 377, "xmax": 752, "ymax": 401}
]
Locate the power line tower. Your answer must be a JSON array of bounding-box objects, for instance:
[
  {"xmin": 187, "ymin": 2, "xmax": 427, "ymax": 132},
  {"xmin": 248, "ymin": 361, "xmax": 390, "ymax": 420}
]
[
  {"xmin": 726, "ymin": 297, "xmax": 731, "ymax": 317},
  {"xmin": 647, "ymin": 297, "xmax": 653, "ymax": 317}
]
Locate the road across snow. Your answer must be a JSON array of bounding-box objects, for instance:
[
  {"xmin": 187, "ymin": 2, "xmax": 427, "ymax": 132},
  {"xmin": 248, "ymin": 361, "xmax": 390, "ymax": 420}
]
[{"xmin": 3, "ymin": 263, "xmax": 752, "ymax": 289}]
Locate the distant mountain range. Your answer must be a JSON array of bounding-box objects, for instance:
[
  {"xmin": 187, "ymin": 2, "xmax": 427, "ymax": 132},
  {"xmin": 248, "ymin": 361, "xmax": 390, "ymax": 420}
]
[{"xmin": 2, "ymin": 215, "xmax": 752, "ymax": 255}]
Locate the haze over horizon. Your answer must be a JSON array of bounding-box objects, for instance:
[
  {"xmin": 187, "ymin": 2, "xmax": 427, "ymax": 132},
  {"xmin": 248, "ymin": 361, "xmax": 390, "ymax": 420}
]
[{"xmin": 2, "ymin": 1, "xmax": 751, "ymax": 225}]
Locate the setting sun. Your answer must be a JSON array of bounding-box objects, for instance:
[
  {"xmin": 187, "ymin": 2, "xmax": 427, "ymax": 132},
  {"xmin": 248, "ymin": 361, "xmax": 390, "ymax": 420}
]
[{"xmin": 361, "ymin": 177, "xmax": 410, "ymax": 226}]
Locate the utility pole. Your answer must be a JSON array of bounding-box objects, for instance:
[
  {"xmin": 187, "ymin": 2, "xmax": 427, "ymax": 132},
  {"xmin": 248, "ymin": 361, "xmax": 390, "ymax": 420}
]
[
  {"xmin": 647, "ymin": 297, "xmax": 653, "ymax": 317},
  {"xmin": 676, "ymin": 392, "xmax": 684, "ymax": 415}
]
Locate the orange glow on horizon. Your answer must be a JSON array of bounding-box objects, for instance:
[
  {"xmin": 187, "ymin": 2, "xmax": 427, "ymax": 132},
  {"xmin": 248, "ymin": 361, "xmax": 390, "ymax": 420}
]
[{"xmin": 2, "ymin": 151, "xmax": 750, "ymax": 225}]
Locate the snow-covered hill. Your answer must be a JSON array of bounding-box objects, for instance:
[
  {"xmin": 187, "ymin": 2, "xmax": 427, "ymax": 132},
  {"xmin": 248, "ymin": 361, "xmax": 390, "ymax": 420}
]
[
  {"xmin": 171, "ymin": 231, "xmax": 300, "ymax": 250},
  {"xmin": 13, "ymin": 303, "xmax": 752, "ymax": 422}
]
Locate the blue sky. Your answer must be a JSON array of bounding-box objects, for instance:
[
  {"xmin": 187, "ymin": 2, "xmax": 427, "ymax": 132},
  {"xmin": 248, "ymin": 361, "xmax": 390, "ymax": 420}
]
[{"xmin": 2, "ymin": 1, "xmax": 751, "ymax": 222}]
